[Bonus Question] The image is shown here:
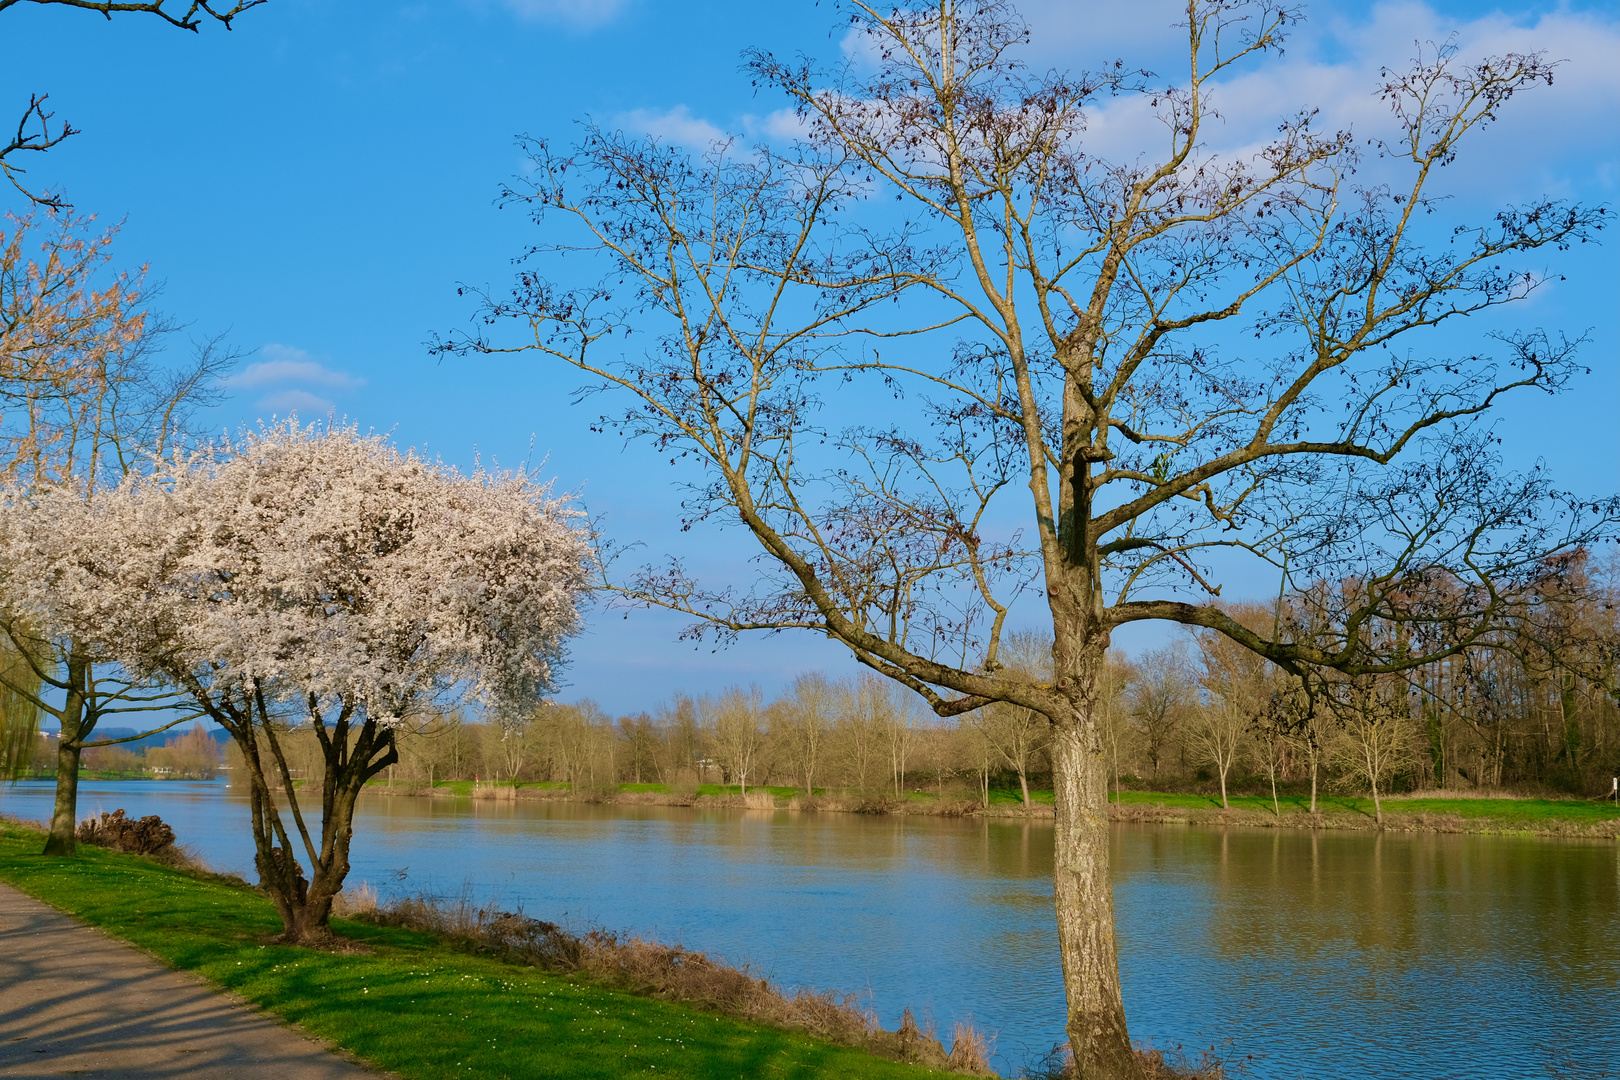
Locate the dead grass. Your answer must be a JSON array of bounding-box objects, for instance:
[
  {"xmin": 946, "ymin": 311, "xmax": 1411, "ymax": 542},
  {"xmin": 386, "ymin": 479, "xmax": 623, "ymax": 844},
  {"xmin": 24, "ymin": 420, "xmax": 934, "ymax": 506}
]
[{"xmin": 333, "ymin": 885, "xmax": 997, "ymax": 1075}]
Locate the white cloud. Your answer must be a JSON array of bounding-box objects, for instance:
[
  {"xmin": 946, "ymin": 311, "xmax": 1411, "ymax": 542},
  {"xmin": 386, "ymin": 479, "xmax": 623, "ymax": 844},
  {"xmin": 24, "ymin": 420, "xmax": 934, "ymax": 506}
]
[
  {"xmin": 227, "ymin": 345, "xmax": 363, "ymax": 391},
  {"xmin": 254, "ymin": 388, "xmax": 336, "ymax": 416},
  {"xmin": 223, "ymin": 345, "xmax": 361, "ymax": 419},
  {"xmin": 609, "ymin": 105, "xmax": 811, "ymax": 152},
  {"xmin": 613, "ymin": 105, "xmax": 730, "ymax": 148},
  {"xmin": 489, "ymin": 0, "xmax": 630, "ymax": 31},
  {"xmin": 1024, "ymin": 0, "xmax": 1619, "ymax": 201},
  {"xmin": 750, "ymin": 108, "xmax": 810, "ymax": 142}
]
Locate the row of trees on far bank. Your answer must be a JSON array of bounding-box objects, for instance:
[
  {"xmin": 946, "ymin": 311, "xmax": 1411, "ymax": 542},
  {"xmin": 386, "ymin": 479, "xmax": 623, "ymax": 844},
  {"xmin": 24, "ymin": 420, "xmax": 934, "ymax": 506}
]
[
  {"xmin": 20, "ymin": 725, "xmax": 223, "ymax": 780},
  {"xmin": 354, "ymin": 577, "xmax": 1620, "ymax": 811}
]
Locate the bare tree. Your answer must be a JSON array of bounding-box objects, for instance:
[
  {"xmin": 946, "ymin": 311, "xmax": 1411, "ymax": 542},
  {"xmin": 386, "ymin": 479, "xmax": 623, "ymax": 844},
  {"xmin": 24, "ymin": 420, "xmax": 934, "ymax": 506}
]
[
  {"xmin": 0, "ymin": 633, "xmax": 41, "ymax": 779},
  {"xmin": 972, "ymin": 701, "xmax": 1046, "ymax": 807},
  {"xmin": 832, "ymin": 675, "xmax": 891, "ymax": 799},
  {"xmin": 772, "ymin": 672, "xmax": 834, "ymax": 794},
  {"xmin": 1326, "ymin": 676, "xmax": 1417, "ymax": 825},
  {"xmin": 657, "ymin": 695, "xmax": 704, "ymax": 784},
  {"xmin": 452, "ymin": 2, "xmax": 1615, "ymax": 1071},
  {"xmin": 1130, "ymin": 647, "xmax": 1191, "ymax": 783},
  {"xmin": 1095, "ymin": 660, "xmax": 1132, "ymax": 803},
  {"xmin": 1192, "ymin": 624, "xmax": 1273, "ymax": 808},
  {"xmin": 707, "ymin": 685, "xmax": 765, "ymax": 794},
  {"xmin": 2, "ymin": 0, "xmax": 266, "ymax": 207},
  {"xmin": 970, "ymin": 629, "xmax": 1052, "ymax": 806},
  {"xmin": 493, "ymin": 707, "xmax": 535, "ymax": 787},
  {"xmin": 1183, "ymin": 698, "xmax": 1247, "ymax": 811},
  {"xmin": 618, "ymin": 712, "xmax": 660, "ymax": 784}
]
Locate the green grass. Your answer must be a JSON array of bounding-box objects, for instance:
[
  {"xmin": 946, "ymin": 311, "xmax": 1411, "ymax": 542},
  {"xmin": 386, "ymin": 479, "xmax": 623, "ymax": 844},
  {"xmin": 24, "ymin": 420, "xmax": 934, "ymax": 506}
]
[
  {"xmin": 693, "ymin": 784, "xmax": 800, "ymax": 800},
  {"xmin": 1106, "ymin": 788, "xmax": 1620, "ymax": 824},
  {"xmin": 0, "ymin": 820, "xmax": 953, "ymax": 1080},
  {"xmin": 986, "ymin": 787, "xmax": 1055, "ymax": 807}
]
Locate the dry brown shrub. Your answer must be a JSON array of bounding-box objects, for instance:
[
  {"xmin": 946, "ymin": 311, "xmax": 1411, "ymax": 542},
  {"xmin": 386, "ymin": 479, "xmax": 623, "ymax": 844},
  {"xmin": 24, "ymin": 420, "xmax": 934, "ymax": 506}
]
[
  {"xmin": 949, "ymin": 1020, "xmax": 995, "ymax": 1074},
  {"xmin": 76, "ymin": 809, "xmax": 175, "ymax": 855}
]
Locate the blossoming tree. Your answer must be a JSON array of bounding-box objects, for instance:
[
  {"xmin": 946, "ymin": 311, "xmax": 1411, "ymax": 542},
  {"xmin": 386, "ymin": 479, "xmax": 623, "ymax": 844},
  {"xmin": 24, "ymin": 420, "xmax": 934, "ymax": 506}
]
[{"xmin": 2, "ymin": 420, "xmax": 592, "ymax": 941}]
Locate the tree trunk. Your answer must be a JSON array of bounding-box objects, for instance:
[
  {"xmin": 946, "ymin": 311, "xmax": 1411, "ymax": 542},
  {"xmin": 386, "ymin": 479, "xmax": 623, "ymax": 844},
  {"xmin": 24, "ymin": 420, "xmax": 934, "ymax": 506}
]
[
  {"xmin": 1050, "ymin": 711, "xmax": 1140, "ymax": 1080},
  {"xmin": 1309, "ymin": 751, "xmax": 1318, "ymax": 814},
  {"xmin": 222, "ymin": 701, "xmax": 396, "ymax": 944},
  {"xmin": 1217, "ymin": 762, "xmax": 1229, "ymax": 810},
  {"xmin": 42, "ymin": 667, "xmax": 89, "ymax": 857},
  {"xmin": 1019, "ymin": 766, "xmax": 1031, "ymax": 809},
  {"xmin": 1370, "ymin": 774, "xmax": 1383, "ymax": 826},
  {"xmin": 43, "ymin": 735, "xmax": 83, "ymax": 856}
]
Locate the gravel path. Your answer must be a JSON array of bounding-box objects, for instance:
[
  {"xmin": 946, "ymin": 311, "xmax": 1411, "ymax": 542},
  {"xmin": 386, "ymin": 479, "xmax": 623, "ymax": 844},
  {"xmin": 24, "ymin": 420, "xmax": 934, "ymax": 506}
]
[{"xmin": 0, "ymin": 881, "xmax": 381, "ymax": 1079}]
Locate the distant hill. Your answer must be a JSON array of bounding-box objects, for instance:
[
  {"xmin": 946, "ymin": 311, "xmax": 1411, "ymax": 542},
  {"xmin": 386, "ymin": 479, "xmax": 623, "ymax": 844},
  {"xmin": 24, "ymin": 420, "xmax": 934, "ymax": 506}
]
[{"xmin": 71, "ymin": 726, "xmax": 232, "ymax": 755}]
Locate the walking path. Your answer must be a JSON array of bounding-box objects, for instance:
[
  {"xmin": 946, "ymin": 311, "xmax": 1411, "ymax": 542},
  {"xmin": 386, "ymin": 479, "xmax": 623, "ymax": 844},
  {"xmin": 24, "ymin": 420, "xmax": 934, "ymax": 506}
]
[{"xmin": 0, "ymin": 882, "xmax": 380, "ymax": 1079}]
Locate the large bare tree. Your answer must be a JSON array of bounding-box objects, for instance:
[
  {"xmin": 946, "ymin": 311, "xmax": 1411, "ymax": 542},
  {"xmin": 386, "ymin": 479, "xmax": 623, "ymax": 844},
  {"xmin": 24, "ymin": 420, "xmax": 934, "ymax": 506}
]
[{"xmin": 449, "ymin": 1, "xmax": 1615, "ymax": 1075}]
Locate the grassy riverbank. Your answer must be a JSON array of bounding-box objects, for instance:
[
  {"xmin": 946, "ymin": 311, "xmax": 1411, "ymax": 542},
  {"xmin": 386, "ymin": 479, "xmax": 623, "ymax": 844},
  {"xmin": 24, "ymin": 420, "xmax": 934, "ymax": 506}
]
[
  {"xmin": 0, "ymin": 819, "xmax": 965, "ymax": 1080},
  {"xmin": 367, "ymin": 779, "xmax": 1619, "ymax": 836},
  {"xmin": 1106, "ymin": 790, "xmax": 1618, "ymax": 836}
]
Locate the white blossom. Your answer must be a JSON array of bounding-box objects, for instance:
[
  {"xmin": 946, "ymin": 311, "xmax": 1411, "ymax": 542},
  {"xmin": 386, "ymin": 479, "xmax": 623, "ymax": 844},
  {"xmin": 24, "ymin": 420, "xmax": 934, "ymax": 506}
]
[{"xmin": 1, "ymin": 419, "xmax": 594, "ymax": 726}]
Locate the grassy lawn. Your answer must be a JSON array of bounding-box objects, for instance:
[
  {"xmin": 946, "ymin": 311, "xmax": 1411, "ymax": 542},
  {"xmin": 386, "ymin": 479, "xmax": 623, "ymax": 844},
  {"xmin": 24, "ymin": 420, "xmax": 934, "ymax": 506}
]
[
  {"xmin": 0, "ymin": 821, "xmax": 954, "ymax": 1080},
  {"xmin": 1106, "ymin": 788, "xmax": 1620, "ymax": 825}
]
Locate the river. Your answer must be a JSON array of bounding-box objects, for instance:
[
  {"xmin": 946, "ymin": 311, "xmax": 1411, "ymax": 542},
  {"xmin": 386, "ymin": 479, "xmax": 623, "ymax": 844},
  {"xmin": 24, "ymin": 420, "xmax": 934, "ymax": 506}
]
[{"xmin": 1, "ymin": 780, "xmax": 1615, "ymax": 1079}]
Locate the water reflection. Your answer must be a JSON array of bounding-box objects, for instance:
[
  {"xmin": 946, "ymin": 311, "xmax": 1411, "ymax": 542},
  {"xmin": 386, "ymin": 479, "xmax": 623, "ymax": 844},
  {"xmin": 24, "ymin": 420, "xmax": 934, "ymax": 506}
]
[{"xmin": 2, "ymin": 781, "xmax": 1614, "ymax": 1079}]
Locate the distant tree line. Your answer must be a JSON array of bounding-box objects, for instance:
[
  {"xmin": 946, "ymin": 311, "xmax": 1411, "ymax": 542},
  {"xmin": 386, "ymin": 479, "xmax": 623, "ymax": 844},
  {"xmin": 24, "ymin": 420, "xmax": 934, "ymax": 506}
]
[
  {"xmin": 23, "ymin": 725, "xmax": 223, "ymax": 780},
  {"xmin": 335, "ymin": 567, "xmax": 1620, "ymax": 811}
]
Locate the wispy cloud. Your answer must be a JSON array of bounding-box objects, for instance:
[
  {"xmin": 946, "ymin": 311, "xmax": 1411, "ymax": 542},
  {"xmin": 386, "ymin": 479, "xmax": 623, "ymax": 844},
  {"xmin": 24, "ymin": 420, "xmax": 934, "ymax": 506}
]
[
  {"xmin": 224, "ymin": 344, "xmax": 361, "ymax": 417},
  {"xmin": 610, "ymin": 104, "xmax": 811, "ymax": 151},
  {"xmin": 613, "ymin": 105, "xmax": 730, "ymax": 148},
  {"xmin": 226, "ymin": 345, "xmax": 363, "ymax": 391},
  {"xmin": 488, "ymin": 0, "xmax": 630, "ymax": 31},
  {"xmin": 254, "ymin": 388, "xmax": 337, "ymax": 416}
]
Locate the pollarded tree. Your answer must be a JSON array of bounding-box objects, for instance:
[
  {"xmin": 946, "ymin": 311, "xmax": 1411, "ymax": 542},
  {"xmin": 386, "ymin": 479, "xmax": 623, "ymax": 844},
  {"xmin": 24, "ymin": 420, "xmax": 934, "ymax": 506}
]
[
  {"xmin": 450, "ymin": 1, "xmax": 1616, "ymax": 1073},
  {"xmin": 3, "ymin": 420, "xmax": 592, "ymax": 941}
]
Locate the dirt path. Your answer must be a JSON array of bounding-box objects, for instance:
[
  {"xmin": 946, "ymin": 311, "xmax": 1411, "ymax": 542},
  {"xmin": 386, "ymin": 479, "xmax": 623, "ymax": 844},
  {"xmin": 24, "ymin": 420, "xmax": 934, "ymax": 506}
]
[{"xmin": 0, "ymin": 882, "xmax": 380, "ymax": 1079}]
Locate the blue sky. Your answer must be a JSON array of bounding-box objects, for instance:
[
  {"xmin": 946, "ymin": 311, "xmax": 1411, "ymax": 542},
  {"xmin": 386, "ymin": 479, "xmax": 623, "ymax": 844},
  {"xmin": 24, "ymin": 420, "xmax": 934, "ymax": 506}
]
[{"xmin": 6, "ymin": 0, "xmax": 1616, "ymax": 715}]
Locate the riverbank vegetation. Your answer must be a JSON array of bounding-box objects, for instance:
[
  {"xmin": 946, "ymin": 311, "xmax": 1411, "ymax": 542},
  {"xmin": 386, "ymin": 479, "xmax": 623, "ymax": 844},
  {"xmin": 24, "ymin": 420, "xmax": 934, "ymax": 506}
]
[
  {"xmin": 354, "ymin": 776, "xmax": 1618, "ymax": 836},
  {"xmin": 288, "ymin": 596, "xmax": 1620, "ymax": 833}
]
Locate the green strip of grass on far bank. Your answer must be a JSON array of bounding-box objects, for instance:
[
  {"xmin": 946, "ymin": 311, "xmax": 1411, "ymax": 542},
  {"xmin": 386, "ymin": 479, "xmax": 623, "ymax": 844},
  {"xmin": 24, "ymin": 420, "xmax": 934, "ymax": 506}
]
[
  {"xmin": 354, "ymin": 776, "xmax": 1616, "ymax": 828},
  {"xmin": 1106, "ymin": 788, "xmax": 1620, "ymax": 825},
  {"xmin": 0, "ymin": 821, "xmax": 957, "ymax": 1080}
]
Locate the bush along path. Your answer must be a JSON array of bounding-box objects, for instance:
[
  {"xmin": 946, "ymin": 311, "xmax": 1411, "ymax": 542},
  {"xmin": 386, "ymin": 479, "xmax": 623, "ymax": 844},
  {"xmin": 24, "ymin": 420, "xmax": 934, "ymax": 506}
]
[{"xmin": 0, "ymin": 818, "xmax": 982, "ymax": 1080}]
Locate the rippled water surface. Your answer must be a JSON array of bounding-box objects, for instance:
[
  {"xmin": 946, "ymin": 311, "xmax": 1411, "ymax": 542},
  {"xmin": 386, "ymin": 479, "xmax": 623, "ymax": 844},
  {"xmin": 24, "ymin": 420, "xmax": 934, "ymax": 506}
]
[{"xmin": 3, "ymin": 781, "xmax": 1615, "ymax": 1079}]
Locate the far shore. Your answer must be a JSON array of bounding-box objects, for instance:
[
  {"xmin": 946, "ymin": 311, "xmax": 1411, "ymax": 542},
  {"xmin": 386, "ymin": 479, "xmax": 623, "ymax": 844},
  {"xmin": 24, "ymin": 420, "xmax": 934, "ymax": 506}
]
[{"xmin": 359, "ymin": 779, "xmax": 1620, "ymax": 838}]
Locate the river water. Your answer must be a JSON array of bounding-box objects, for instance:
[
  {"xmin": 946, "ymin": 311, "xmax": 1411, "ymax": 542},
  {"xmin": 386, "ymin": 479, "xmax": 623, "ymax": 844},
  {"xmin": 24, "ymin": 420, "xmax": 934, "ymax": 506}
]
[{"xmin": 1, "ymin": 780, "xmax": 1615, "ymax": 1079}]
